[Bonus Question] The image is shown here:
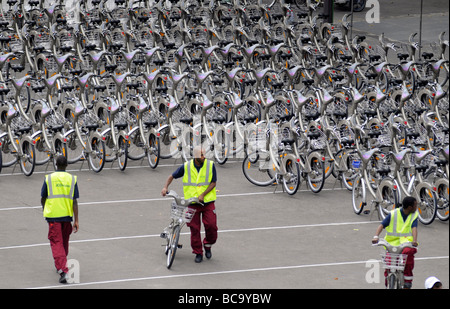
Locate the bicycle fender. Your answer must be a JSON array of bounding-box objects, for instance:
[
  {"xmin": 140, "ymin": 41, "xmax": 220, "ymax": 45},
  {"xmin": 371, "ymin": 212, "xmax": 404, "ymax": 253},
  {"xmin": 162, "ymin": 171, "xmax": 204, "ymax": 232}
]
[
  {"xmin": 434, "ymin": 178, "xmax": 449, "ymax": 189},
  {"xmin": 63, "ymin": 129, "xmax": 76, "ymax": 139},
  {"xmin": 280, "ymin": 153, "xmax": 299, "ymax": 175},
  {"xmin": 127, "ymin": 126, "xmax": 140, "ymax": 137},
  {"xmin": 376, "ymin": 177, "xmax": 398, "ymax": 201},
  {"xmin": 100, "ymin": 127, "xmax": 111, "ymax": 138},
  {"xmin": 156, "ymin": 124, "xmax": 169, "ymax": 134},
  {"xmin": 90, "ymin": 130, "xmax": 103, "ymax": 141},
  {"xmin": 119, "ymin": 130, "xmax": 129, "ymax": 140},
  {"xmin": 30, "ymin": 130, "xmax": 43, "ymax": 141},
  {"xmin": 307, "ymin": 151, "xmax": 324, "ymax": 163},
  {"xmin": 413, "ymin": 182, "xmax": 437, "ymax": 199},
  {"xmin": 53, "ymin": 131, "xmax": 65, "ymax": 142}
]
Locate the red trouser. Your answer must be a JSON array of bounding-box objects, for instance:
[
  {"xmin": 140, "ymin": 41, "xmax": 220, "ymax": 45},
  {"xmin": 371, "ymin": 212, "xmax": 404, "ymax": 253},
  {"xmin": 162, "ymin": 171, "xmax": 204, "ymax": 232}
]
[
  {"xmin": 384, "ymin": 247, "xmax": 417, "ymax": 286},
  {"xmin": 187, "ymin": 202, "xmax": 218, "ymax": 255},
  {"xmin": 48, "ymin": 222, "xmax": 72, "ymax": 273}
]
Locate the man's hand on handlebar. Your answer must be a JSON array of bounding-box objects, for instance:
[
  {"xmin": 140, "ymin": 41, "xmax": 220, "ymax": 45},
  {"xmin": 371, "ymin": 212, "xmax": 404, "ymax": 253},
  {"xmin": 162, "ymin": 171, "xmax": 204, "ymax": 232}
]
[{"xmin": 161, "ymin": 187, "xmax": 168, "ymax": 197}]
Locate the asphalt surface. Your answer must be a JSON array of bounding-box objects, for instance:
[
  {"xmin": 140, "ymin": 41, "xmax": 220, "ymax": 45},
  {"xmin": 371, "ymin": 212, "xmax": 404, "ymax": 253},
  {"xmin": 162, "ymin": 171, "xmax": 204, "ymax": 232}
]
[
  {"xmin": 0, "ymin": 0, "xmax": 448, "ymax": 291},
  {"xmin": 0, "ymin": 157, "xmax": 448, "ymax": 290}
]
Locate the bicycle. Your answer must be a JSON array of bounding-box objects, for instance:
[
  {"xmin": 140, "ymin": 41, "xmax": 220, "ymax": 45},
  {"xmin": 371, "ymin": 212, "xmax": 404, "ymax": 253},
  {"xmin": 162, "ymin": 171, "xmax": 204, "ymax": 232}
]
[
  {"xmin": 351, "ymin": 146, "xmax": 400, "ymax": 219},
  {"xmin": 373, "ymin": 239, "xmax": 417, "ymax": 289},
  {"xmin": 160, "ymin": 190, "xmax": 201, "ymax": 269}
]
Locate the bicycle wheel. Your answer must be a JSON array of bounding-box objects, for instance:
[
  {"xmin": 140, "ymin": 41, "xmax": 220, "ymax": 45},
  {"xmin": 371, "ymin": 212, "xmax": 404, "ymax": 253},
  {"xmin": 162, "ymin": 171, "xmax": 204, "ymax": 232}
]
[
  {"xmin": 0, "ymin": 139, "xmax": 18, "ymax": 168},
  {"xmin": 307, "ymin": 156, "xmax": 325, "ymax": 193},
  {"xmin": 242, "ymin": 152, "xmax": 276, "ymax": 187},
  {"xmin": 416, "ymin": 185, "xmax": 438, "ymax": 225},
  {"xmin": 214, "ymin": 127, "xmax": 228, "ymax": 165},
  {"xmin": 20, "ymin": 140, "xmax": 35, "ymax": 177},
  {"xmin": 127, "ymin": 130, "xmax": 146, "ymax": 161},
  {"xmin": 378, "ymin": 180, "xmax": 400, "ymax": 220},
  {"xmin": 88, "ymin": 136, "xmax": 105, "ymax": 173},
  {"xmin": 436, "ymin": 180, "xmax": 449, "ymax": 221},
  {"xmin": 52, "ymin": 139, "xmax": 68, "ymax": 170},
  {"xmin": 33, "ymin": 137, "xmax": 51, "ymax": 166},
  {"xmin": 65, "ymin": 131, "xmax": 84, "ymax": 164},
  {"xmin": 351, "ymin": 0, "xmax": 366, "ymax": 12},
  {"xmin": 336, "ymin": 149, "xmax": 359, "ymax": 191},
  {"xmin": 117, "ymin": 136, "xmax": 128, "ymax": 171},
  {"xmin": 167, "ymin": 225, "xmax": 181, "ymax": 269},
  {"xmin": 282, "ymin": 159, "xmax": 301, "ymax": 195},
  {"xmin": 147, "ymin": 132, "xmax": 160, "ymax": 169},
  {"xmin": 387, "ymin": 273, "xmax": 398, "ymax": 289},
  {"xmin": 352, "ymin": 176, "xmax": 366, "ymax": 214}
]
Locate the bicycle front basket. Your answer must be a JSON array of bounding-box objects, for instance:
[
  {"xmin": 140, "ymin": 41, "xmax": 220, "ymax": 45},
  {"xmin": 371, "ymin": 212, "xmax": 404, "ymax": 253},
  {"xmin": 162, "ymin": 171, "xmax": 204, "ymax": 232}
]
[
  {"xmin": 170, "ymin": 202, "xmax": 196, "ymax": 223},
  {"xmin": 380, "ymin": 252, "xmax": 408, "ymax": 271}
]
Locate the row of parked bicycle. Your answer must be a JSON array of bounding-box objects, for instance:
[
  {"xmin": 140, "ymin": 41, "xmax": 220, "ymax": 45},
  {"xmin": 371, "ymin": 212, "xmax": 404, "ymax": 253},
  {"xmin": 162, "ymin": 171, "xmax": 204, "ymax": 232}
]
[{"xmin": 0, "ymin": 0, "xmax": 448, "ymax": 224}]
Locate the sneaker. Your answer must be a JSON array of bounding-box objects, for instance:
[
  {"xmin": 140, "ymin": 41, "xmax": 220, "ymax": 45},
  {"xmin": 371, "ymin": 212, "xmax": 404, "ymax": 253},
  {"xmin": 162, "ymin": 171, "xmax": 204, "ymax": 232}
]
[
  {"xmin": 59, "ymin": 272, "xmax": 68, "ymax": 284},
  {"xmin": 205, "ymin": 248, "xmax": 212, "ymax": 259},
  {"xmin": 195, "ymin": 254, "xmax": 203, "ymax": 263}
]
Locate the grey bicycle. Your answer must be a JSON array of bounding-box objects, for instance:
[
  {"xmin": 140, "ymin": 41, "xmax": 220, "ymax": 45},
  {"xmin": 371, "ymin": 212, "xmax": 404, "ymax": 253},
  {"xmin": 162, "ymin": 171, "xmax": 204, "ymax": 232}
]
[{"xmin": 160, "ymin": 191, "xmax": 201, "ymax": 269}]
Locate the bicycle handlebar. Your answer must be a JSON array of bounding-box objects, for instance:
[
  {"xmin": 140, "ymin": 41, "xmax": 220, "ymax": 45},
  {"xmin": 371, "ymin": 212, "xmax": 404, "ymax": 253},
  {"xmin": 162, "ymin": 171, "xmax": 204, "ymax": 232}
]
[
  {"xmin": 372, "ymin": 239, "xmax": 417, "ymax": 254},
  {"xmin": 166, "ymin": 190, "xmax": 204, "ymax": 207}
]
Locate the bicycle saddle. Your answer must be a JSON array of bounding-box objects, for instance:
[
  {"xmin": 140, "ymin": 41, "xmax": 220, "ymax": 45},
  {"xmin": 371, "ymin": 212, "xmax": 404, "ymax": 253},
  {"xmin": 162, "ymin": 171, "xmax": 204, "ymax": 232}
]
[
  {"xmin": 414, "ymin": 149, "xmax": 432, "ymax": 164},
  {"xmin": 359, "ymin": 148, "xmax": 380, "ymax": 163}
]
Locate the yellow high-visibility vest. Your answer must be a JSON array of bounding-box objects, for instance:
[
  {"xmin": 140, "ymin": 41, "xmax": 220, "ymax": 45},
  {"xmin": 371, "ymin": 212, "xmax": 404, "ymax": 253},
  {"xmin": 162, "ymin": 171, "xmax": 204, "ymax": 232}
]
[
  {"xmin": 43, "ymin": 172, "xmax": 77, "ymax": 219},
  {"xmin": 384, "ymin": 208, "xmax": 418, "ymax": 246},
  {"xmin": 182, "ymin": 159, "xmax": 216, "ymax": 203}
]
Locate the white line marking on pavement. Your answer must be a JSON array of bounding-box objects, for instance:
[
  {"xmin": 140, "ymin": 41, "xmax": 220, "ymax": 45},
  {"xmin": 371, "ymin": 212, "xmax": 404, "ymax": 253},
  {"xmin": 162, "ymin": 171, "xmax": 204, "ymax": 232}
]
[
  {"xmin": 0, "ymin": 188, "xmax": 345, "ymax": 211},
  {"xmin": 27, "ymin": 256, "xmax": 449, "ymax": 289},
  {"xmin": 0, "ymin": 221, "xmax": 378, "ymax": 251}
]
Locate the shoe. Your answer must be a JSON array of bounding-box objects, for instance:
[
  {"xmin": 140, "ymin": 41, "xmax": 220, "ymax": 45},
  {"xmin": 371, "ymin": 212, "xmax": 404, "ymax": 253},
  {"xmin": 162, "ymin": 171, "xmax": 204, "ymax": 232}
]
[
  {"xmin": 195, "ymin": 254, "xmax": 203, "ymax": 263},
  {"xmin": 205, "ymin": 248, "xmax": 212, "ymax": 259},
  {"xmin": 59, "ymin": 272, "xmax": 68, "ymax": 284}
]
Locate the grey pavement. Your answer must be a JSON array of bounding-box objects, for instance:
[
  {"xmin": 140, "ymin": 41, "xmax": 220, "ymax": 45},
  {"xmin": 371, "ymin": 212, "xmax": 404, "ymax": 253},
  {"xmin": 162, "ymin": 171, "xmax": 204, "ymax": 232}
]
[
  {"xmin": 333, "ymin": 0, "xmax": 449, "ymax": 45},
  {"xmin": 0, "ymin": 158, "xmax": 448, "ymax": 290}
]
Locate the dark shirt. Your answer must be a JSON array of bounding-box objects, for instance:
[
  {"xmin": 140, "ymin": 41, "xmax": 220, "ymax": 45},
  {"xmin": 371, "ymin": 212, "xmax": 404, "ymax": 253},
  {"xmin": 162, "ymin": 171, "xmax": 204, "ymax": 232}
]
[
  {"xmin": 41, "ymin": 171, "xmax": 79, "ymax": 222},
  {"xmin": 381, "ymin": 208, "xmax": 418, "ymax": 229}
]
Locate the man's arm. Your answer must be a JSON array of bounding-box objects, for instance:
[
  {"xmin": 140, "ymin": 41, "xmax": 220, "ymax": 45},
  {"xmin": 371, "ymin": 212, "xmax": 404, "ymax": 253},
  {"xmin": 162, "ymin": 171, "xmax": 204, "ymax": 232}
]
[
  {"xmin": 199, "ymin": 182, "xmax": 216, "ymax": 203},
  {"xmin": 161, "ymin": 175, "xmax": 174, "ymax": 196},
  {"xmin": 372, "ymin": 224, "xmax": 384, "ymax": 244},
  {"xmin": 411, "ymin": 226, "xmax": 418, "ymax": 247},
  {"xmin": 73, "ymin": 199, "xmax": 79, "ymax": 233}
]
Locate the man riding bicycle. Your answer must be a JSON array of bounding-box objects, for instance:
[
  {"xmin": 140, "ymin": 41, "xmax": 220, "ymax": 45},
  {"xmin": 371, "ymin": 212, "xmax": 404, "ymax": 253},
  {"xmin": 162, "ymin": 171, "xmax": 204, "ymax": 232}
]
[
  {"xmin": 372, "ymin": 196, "xmax": 419, "ymax": 289},
  {"xmin": 161, "ymin": 146, "xmax": 218, "ymax": 263}
]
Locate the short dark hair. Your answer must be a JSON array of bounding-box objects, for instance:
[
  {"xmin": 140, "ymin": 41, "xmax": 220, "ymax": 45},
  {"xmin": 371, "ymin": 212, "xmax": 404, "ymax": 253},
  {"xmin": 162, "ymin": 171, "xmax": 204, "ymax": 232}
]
[
  {"xmin": 402, "ymin": 196, "xmax": 417, "ymax": 209},
  {"xmin": 56, "ymin": 155, "xmax": 68, "ymax": 169}
]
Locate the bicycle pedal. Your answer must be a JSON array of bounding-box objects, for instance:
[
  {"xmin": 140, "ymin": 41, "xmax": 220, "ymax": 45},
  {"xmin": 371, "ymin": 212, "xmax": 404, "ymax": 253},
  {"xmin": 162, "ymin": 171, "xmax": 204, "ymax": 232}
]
[
  {"xmin": 363, "ymin": 210, "xmax": 370, "ymax": 215},
  {"xmin": 177, "ymin": 244, "xmax": 183, "ymax": 249},
  {"xmin": 160, "ymin": 233, "xmax": 167, "ymax": 239}
]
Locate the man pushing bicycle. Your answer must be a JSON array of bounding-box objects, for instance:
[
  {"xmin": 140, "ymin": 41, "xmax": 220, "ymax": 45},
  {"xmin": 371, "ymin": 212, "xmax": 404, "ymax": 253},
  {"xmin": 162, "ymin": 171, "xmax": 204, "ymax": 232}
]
[{"xmin": 161, "ymin": 146, "xmax": 218, "ymax": 263}]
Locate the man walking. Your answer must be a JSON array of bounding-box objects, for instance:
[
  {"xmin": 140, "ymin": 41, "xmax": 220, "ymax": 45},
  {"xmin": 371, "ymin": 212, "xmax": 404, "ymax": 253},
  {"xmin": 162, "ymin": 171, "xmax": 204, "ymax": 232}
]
[
  {"xmin": 161, "ymin": 146, "xmax": 218, "ymax": 263},
  {"xmin": 372, "ymin": 196, "xmax": 418, "ymax": 289},
  {"xmin": 41, "ymin": 155, "xmax": 79, "ymax": 284}
]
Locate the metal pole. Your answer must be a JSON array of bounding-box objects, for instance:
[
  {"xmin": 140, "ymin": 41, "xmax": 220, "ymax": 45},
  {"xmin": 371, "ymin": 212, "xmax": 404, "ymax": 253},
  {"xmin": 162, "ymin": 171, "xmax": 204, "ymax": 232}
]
[
  {"xmin": 323, "ymin": 0, "xmax": 334, "ymax": 23},
  {"xmin": 419, "ymin": 0, "xmax": 423, "ymax": 60},
  {"xmin": 350, "ymin": 0, "xmax": 354, "ymax": 39}
]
